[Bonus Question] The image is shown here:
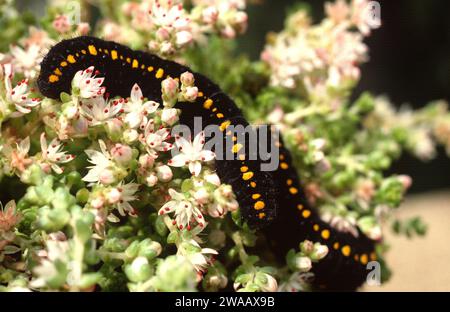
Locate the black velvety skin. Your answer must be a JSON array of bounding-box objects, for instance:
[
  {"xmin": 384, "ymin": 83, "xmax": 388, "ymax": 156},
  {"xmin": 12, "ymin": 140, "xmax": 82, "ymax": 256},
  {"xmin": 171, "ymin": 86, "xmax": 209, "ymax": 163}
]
[{"xmin": 38, "ymin": 36, "xmax": 376, "ymax": 291}]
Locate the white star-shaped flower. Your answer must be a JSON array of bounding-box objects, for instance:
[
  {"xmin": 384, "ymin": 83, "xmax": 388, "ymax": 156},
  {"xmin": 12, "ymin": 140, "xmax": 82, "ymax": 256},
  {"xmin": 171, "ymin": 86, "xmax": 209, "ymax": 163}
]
[
  {"xmin": 123, "ymin": 83, "xmax": 159, "ymax": 129},
  {"xmin": 168, "ymin": 131, "xmax": 215, "ymax": 176},
  {"xmin": 40, "ymin": 133, "xmax": 74, "ymax": 174},
  {"xmin": 80, "ymin": 96, "xmax": 122, "ymax": 126},
  {"xmin": 72, "ymin": 66, "xmax": 106, "ymax": 99},
  {"xmin": 140, "ymin": 119, "xmax": 173, "ymax": 158},
  {"xmin": 158, "ymin": 188, "xmax": 204, "ymax": 230}
]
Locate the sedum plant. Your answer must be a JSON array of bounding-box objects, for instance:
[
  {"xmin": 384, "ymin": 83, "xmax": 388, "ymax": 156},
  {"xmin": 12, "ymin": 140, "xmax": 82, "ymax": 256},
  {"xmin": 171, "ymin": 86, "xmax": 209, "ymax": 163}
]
[{"xmin": 0, "ymin": 0, "xmax": 448, "ymax": 292}]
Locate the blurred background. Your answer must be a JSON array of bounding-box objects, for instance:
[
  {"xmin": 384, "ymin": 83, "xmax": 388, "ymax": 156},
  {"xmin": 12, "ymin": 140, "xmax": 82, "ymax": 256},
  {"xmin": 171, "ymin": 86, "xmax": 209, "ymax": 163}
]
[{"xmin": 237, "ymin": 0, "xmax": 450, "ymax": 291}]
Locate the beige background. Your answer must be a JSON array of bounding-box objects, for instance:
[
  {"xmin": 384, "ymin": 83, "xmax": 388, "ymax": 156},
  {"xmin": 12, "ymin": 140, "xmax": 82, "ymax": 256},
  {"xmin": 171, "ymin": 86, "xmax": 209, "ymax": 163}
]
[{"xmin": 362, "ymin": 190, "xmax": 450, "ymax": 291}]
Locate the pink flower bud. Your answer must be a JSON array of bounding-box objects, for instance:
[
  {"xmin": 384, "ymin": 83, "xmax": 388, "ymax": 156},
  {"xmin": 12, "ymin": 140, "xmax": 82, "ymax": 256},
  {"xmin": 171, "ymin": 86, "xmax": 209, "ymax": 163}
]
[
  {"xmin": 139, "ymin": 154, "xmax": 155, "ymax": 169},
  {"xmin": 52, "ymin": 15, "xmax": 71, "ymax": 34},
  {"xmin": 111, "ymin": 144, "xmax": 133, "ymax": 166},
  {"xmin": 161, "ymin": 77, "xmax": 179, "ymax": 101},
  {"xmin": 205, "ymin": 173, "xmax": 221, "ymax": 186},
  {"xmin": 202, "ymin": 7, "xmax": 219, "ymax": 24},
  {"xmin": 156, "ymin": 27, "xmax": 171, "ymax": 41},
  {"xmin": 91, "ymin": 197, "xmax": 105, "ymax": 209},
  {"xmin": 398, "ymin": 175, "xmax": 412, "ymax": 191},
  {"xmin": 161, "ymin": 108, "xmax": 179, "ymax": 126},
  {"xmin": 175, "ymin": 30, "xmax": 193, "ymax": 47},
  {"xmin": 183, "ymin": 86, "xmax": 198, "ymax": 102},
  {"xmin": 99, "ymin": 169, "xmax": 116, "ymax": 185},
  {"xmin": 156, "ymin": 165, "xmax": 173, "ymax": 182},
  {"xmin": 77, "ymin": 23, "xmax": 91, "ymax": 35},
  {"xmin": 146, "ymin": 173, "xmax": 158, "ymax": 187},
  {"xmin": 180, "ymin": 72, "xmax": 195, "ymax": 86},
  {"xmin": 194, "ymin": 188, "xmax": 209, "ymax": 205},
  {"xmin": 107, "ymin": 188, "xmax": 122, "ymax": 204}
]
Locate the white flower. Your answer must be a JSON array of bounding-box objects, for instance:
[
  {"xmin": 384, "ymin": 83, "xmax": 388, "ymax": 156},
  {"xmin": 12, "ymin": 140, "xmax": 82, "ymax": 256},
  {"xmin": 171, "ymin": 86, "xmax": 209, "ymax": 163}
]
[
  {"xmin": 123, "ymin": 84, "xmax": 159, "ymax": 129},
  {"xmin": 168, "ymin": 131, "xmax": 215, "ymax": 176},
  {"xmin": 80, "ymin": 96, "xmax": 122, "ymax": 126},
  {"xmin": 140, "ymin": 119, "xmax": 173, "ymax": 158},
  {"xmin": 178, "ymin": 238, "xmax": 218, "ymax": 273},
  {"xmin": 1, "ymin": 137, "xmax": 32, "ymax": 174},
  {"xmin": 10, "ymin": 44, "xmax": 41, "ymax": 79},
  {"xmin": 72, "ymin": 66, "xmax": 106, "ymax": 99},
  {"xmin": 2, "ymin": 64, "xmax": 41, "ymax": 118},
  {"xmin": 158, "ymin": 188, "xmax": 204, "ymax": 230},
  {"xmin": 114, "ymin": 182, "xmax": 139, "ymax": 216},
  {"xmin": 83, "ymin": 140, "xmax": 117, "ymax": 184},
  {"xmin": 39, "ymin": 133, "xmax": 74, "ymax": 174}
]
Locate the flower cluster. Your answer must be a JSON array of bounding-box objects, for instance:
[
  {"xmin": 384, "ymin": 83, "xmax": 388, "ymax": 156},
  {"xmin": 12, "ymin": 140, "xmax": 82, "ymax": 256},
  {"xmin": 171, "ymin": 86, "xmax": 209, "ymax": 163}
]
[
  {"xmin": 100, "ymin": 0, "xmax": 248, "ymax": 57},
  {"xmin": 1, "ymin": 0, "xmax": 449, "ymax": 293},
  {"xmin": 261, "ymin": 0, "xmax": 377, "ymax": 108}
]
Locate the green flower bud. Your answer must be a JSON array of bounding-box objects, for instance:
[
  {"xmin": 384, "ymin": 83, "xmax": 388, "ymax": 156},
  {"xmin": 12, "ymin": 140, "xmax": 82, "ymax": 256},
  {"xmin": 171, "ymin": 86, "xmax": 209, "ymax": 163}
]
[
  {"xmin": 125, "ymin": 241, "xmax": 140, "ymax": 259},
  {"xmin": 138, "ymin": 239, "xmax": 162, "ymax": 260},
  {"xmin": 79, "ymin": 273, "xmax": 102, "ymax": 289},
  {"xmin": 76, "ymin": 188, "xmax": 90, "ymax": 204},
  {"xmin": 124, "ymin": 257, "xmax": 152, "ymax": 283}
]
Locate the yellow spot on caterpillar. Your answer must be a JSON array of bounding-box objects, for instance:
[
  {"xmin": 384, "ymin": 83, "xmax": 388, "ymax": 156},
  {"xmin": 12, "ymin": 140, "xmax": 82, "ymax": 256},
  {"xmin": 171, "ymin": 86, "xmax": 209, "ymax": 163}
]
[
  {"xmin": 54, "ymin": 68, "xmax": 62, "ymax": 76},
  {"xmin": 141, "ymin": 65, "xmax": 145, "ymax": 69},
  {"xmin": 212, "ymin": 108, "xmax": 218, "ymax": 112},
  {"xmin": 126, "ymin": 57, "xmax": 131, "ymax": 63},
  {"xmin": 321, "ymin": 229, "xmax": 330, "ymax": 240},
  {"xmin": 67, "ymin": 55, "xmax": 76, "ymax": 63},
  {"xmin": 254, "ymin": 201, "xmax": 265, "ymax": 210},
  {"xmin": 297, "ymin": 204, "xmax": 303, "ymax": 210},
  {"xmin": 198, "ymin": 92, "xmax": 204, "ymax": 97},
  {"xmin": 289, "ymin": 187, "xmax": 298, "ymax": 195},
  {"xmin": 147, "ymin": 66, "xmax": 154, "ymax": 72},
  {"xmin": 203, "ymin": 99, "xmax": 213, "ymax": 109},
  {"xmin": 98, "ymin": 48, "xmax": 102, "ymax": 52},
  {"xmin": 219, "ymin": 120, "xmax": 230, "ymax": 131},
  {"xmin": 111, "ymin": 50, "xmax": 118, "ymax": 60},
  {"xmin": 354, "ymin": 254, "xmax": 359, "ymax": 261},
  {"xmin": 76, "ymin": 53, "xmax": 80, "ymax": 57},
  {"xmin": 88, "ymin": 45, "xmax": 97, "ymax": 55},
  {"xmin": 60, "ymin": 61, "xmax": 68, "ymax": 67},
  {"xmin": 240, "ymin": 166, "xmax": 248, "ymax": 173},
  {"xmin": 238, "ymin": 154, "xmax": 246, "ymax": 161},
  {"xmin": 232, "ymin": 136, "xmax": 237, "ymax": 142},
  {"xmin": 360, "ymin": 254, "xmax": 368, "ymax": 265},
  {"xmin": 49, "ymin": 74, "xmax": 59, "ymax": 83},
  {"xmin": 156, "ymin": 68, "xmax": 164, "ymax": 78},
  {"xmin": 333, "ymin": 242, "xmax": 340, "ymax": 250},
  {"xmin": 302, "ymin": 210, "xmax": 311, "ymax": 218},
  {"xmin": 250, "ymin": 182, "xmax": 256, "ymax": 188},
  {"xmin": 242, "ymin": 172, "xmax": 254, "ymax": 181},
  {"xmin": 341, "ymin": 245, "xmax": 351, "ymax": 257},
  {"xmin": 370, "ymin": 252, "xmax": 377, "ymax": 261},
  {"xmin": 252, "ymin": 194, "xmax": 261, "ymax": 200},
  {"xmin": 258, "ymin": 212, "xmax": 266, "ymax": 219},
  {"xmin": 120, "ymin": 55, "xmax": 124, "ymax": 60},
  {"xmin": 132, "ymin": 59, "xmax": 139, "ymax": 68},
  {"xmin": 81, "ymin": 49, "xmax": 86, "ymax": 54},
  {"xmin": 104, "ymin": 49, "xmax": 109, "ymax": 54},
  {"xmin": 280, "ymin": 162, "xmax": 289, "ymax": 169},
  {"xmin": 280, "ymin": 154, "xmax": 285, "ymax": 160},
  {"xmin": 232, "ymin": 144, "xmax": 243, "ymax": 153},
  {"xmin": 216, "ymin": 113, "xmax": 224, "ymax": 118},
  {"xmin": 313, "ymin": 224, "xmax": 319, "ymax": 231},
  {"xmin": 286, "ymin": 179, "xmax": 293, "ymax": 186}
]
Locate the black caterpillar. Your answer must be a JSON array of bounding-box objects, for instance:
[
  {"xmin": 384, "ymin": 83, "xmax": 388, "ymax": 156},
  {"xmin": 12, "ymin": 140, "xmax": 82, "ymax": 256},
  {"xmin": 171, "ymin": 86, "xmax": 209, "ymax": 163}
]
[{"xmin": 38, "ymin": 36, "xmax": 376, "ymax": 291}]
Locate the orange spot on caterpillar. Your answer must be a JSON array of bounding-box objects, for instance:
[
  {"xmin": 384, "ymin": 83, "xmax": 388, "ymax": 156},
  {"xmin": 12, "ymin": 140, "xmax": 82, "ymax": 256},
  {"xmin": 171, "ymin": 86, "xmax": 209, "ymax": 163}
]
[
  {"xmin": 254, "ymin": 201, "xmax": 265, "ymax": 210},
  {"xmin": 111, "ymin": 50, "xmax": 118, "ymax": 60},
  {"xmin": 360, "ymin": 254, "xmax": 368, "ymax": 265},
  {"xmin": 250, "ymin": 181, "xmax": 256, "ymax": 188},
  {"xmin": 240, "ymin": 166, "xmax": 248, "ymax": 173},
  {"xmin": 155, "ymin": 68, "xmax": 164, "ymax": 78},
  {"xmin": 88, "ymin": 45, "xmax": 97, "ymax": 55},
  {"xmin": 203, "ymin": 99, "xmax": 213, "ymax": 109},
  {"xmin": 258, "ymin": 212, "xmax": 266, "ymax": 219},
  {"xmin": 219, "ymin": 120, "xmax": 230, "ymax": 131},
  {"xmin": 321, "ymin": 229, "xmax": 330, "ymax": 239},
  {"xmin": 252, "ymin": 194, "xmax": 261, "ymax": 200},
  {"xmin": 49, "ymin": 75, "xmax": 59, "ymax": 83},
  {"xmin": 313, "ymin": 224, "xmax": 320, "ymax": 231},
  {"xmin": 242, "ymin": 172, "xmax": 254, "ymax": 180},
  {"xmin": 67, "ymin": 55, "xmax": 76, "ymax": 63},
  {"xmin": 60, "ymin": 61, "xmax": 68, "ymax": 67},
  {"xmin": 280, "ymin": 162, "xmax": 289, "ymax": 169},
  {"xmin": 302, "ymin": 210, "xmax": 311, "ymax": 218},
  {"xmin": 341, "ymin": 245, "xmax": 351, "ymax": 257},
  {"xmin": 289, "ymin": 187, "xmax": 298, "ymax": 194}
]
